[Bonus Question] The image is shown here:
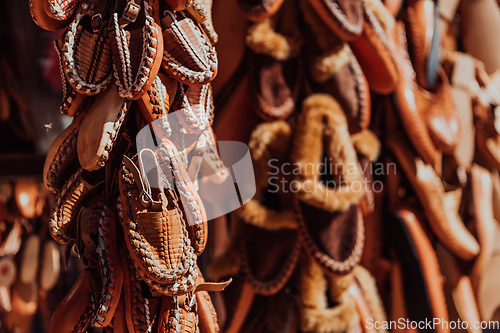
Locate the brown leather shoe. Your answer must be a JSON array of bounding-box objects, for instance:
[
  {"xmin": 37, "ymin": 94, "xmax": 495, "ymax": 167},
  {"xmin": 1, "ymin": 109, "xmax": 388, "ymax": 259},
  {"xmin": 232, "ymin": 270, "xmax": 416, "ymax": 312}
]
[
  {"xmin": 389, "ymin": 207, "xmax": 450, "ymax": 333},
  {"xmin": 350, "ymin": 1, "xmax": 399, "ymax": 94}
]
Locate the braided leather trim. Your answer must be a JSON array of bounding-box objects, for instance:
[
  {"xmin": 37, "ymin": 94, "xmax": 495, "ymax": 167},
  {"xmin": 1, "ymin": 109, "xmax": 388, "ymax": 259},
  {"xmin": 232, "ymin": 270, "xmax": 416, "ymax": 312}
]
[
  {"xmin": 173, "ymin": 83, "xmax": 213, "ymax": 134},
  {"xmin": 111, "ymin": 0, "xmax": 162, "ymax": 99},
  {"xmin": 161, "ymin": 12, "xmax": 218, "ymax": 85},
  {"xmin": 46, "ymin": 0, "xmax": 80, "ymax": 20},
  {"xmin": 91, "ymin": 207, "xmax": 124, "ymax": 328},
  {"xmin": 45, "ymin": 124, "xmax": 80, "ymax": 193},
  {"xmin": 49, "ymin": 169, "xmax": 95, "ymax": 244},
  {"xmin": 294, "ymin": 199, "xmax": 364, "ymax": 275},
  {"xmin": 62, "ymin": 0, "xmax": 113, "ymax": 95},
  {"xmin": 240, "ymin": 231, "xmax": 301, "ymax": 295}
]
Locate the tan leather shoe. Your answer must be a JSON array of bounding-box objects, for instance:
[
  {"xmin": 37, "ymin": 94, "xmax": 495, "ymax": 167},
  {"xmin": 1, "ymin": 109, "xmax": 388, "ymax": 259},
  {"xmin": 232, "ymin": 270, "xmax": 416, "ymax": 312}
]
[
  {"xmin": 387, "ymin": 133, "xmax": 480, "ymax": 260},
  {"xmin": 392, "ymin": 22, "xmax": 459, "ymax": 173}
]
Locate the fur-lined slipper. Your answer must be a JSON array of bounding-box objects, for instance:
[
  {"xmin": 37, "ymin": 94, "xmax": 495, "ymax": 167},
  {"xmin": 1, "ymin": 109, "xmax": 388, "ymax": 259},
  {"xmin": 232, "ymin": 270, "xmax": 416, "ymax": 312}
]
[
  {"xmin": 60, "ymin": 0, "xmax": 114, "ymax": 96},
  {"xmin": 291, "ymin": 94, "xmax": 364, "ymax": 211},
  {"xmin": 44, "ymin": 0, "xmax": 80, "ymax": 21},
  {"xmin": 389, "ymin": 207, "xmax": 450, "ymax": 331},
  {"xmin": 392, "ymin": 22, "xmax": 459, "ymax": 173},
  {"xmin": 349, "ymin": 0, "xmax": 398, "ymax": 94},
  {"xmin": 49, "ymin": 169, "xmax": 96, "ymax": 244},
  {"xmin": 43, "ymin": 111, "xmax": 85, "ymax": 194},
  {"xmin": 54, "ymin": 35, "xmax": 87, "ymax": 117},
  {"xmin": 172, "ymin": 83, "xmax": 214, "ymax": 134},
  {"xmin": 160, "ymin": 9, "xmax": 217, "ymax": 85},
  {"xmin": 77, "ymin": 82, "xmax": 129, "ymax": 171},
  {"xmin": 386, "ymin": 132, "xmax": 480, "ymax": 261},
  {"xmin": 248, "ymin": 53, "xmax": 301, "ymax": 121},
  {"xmin": 297, "ymin": 256, "xmax": 359, "ymax": 333},
  {"xmin": 351, "ymin": 266, "xmax": 388, "ymax": 333},
  {"xmin": 239, "ymin": 221, "xmax": 301, "ymax": 296},
  {"xmin": 305, "ymin": 0, "xmax": 363, "ymax": 41},
  {"xmin": 237, "ymin": 121, "xmax": 297, "ymax": 230},
  {"xmin": 47, "ymin": 269, "xmax": 94, "ymax": 333},
  {"xmin": 246, "ymin": 2, "xmax": 303, "ymax": 120},
  {"xmin": 404, "ymin": 0, "xmax": 441, "ymax": 90},
  {"xmin": 29, "ymin": 0, "xmax": 72, "ymax": 31},
  {"xmin": 302, "ymin": 0, "xmax": 370, "ymax": 134},
  {"xmin": 118, "ymin": 151, "xmax": 199, "ymax": 293},
  {"xmin": 295, "ymin": 200, "xmax": 365, "ymax": 276},
  {"xmin": 110, "ymin": 0, "xmax": 164, "ymax": 100}
]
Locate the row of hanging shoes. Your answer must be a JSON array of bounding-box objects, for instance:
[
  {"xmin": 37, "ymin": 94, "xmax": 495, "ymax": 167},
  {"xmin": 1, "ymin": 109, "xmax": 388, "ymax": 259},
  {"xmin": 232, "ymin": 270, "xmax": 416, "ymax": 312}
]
[{"xmin": 30, "ymin": 0, "xmax": 232, "ymax": 332}]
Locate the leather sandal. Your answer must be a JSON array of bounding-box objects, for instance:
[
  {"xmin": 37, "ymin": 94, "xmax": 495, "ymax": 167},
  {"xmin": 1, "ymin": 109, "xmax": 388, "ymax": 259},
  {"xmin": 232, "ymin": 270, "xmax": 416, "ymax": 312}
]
[
  {"xmin": 172, "ymin": 82, "xmax": 214, "ymax": 134},
  {"xmin": 118, "ymin": 151, "xmax": 199, "ymax": 293},
  {"xmin": 235, "ymin": 121, "xmax": 300, "ymax": 296},
  {"xmin": 109, "ymin": 0, "xmax": 164, "ymax": 100},
  {"xmin": 61, "ymin": 0, "xmax": 114, "ymax": 96},
  {"xmin": 160, "ymin": 9, "xmax": 218, "ymax": 85}
]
